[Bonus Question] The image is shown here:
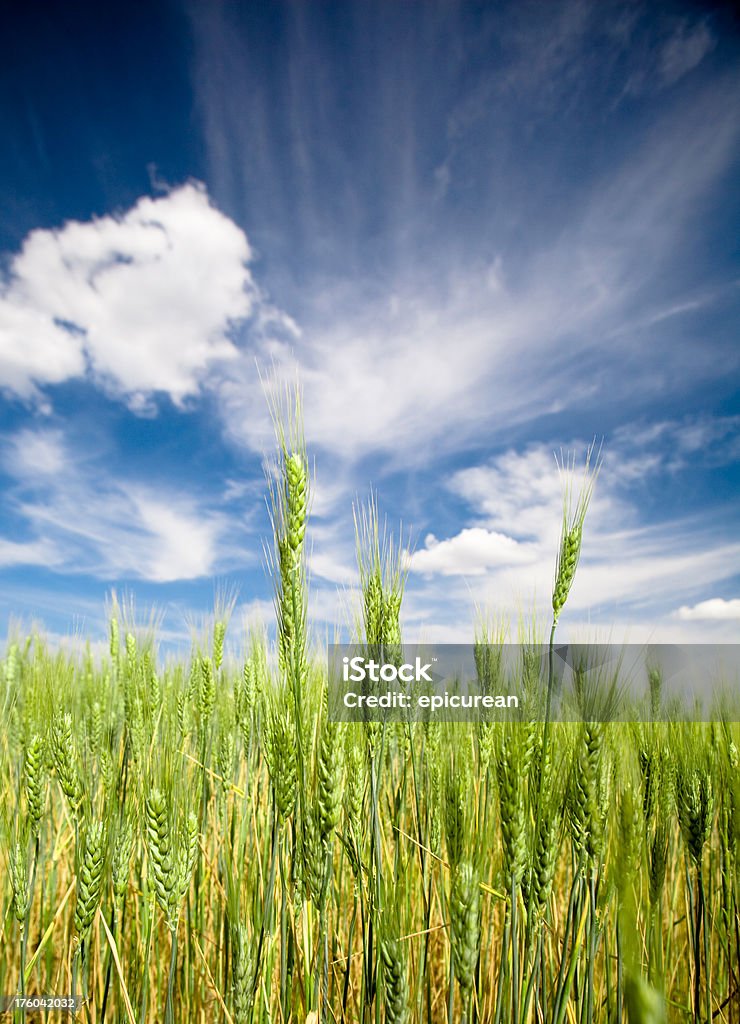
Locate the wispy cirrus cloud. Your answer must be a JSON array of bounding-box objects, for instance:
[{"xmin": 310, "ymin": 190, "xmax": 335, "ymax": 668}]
[
  {"xmin": 659, "ymin": 20, "xmax": 716, "ymax": 86},
  {"xmin": 611, "ymin": 415, "xmax": 740, "ymax": 470},
  {"xmin": 1, "ymin": 427, "xmax": 255, "ymax": 582},
  {"xmin": 0, "ymin": 538, "xmax": 61, "ymax": 570},
  {"xmin": 213, "ymin": 69, "xmax": 740, "ymax": 470},
  {"xmin": 622, "ymin": 16, "xmax": 717, "ymax": 97}
]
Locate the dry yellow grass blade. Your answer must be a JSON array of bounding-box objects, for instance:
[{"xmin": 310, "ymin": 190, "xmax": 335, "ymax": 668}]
[
  {"xmin": 331, "ymin": 923, "xmax": 450, "ymax": 966},
  {"xmin": 180, "ymin": 748, "xmax": 246, "ymax": 797},
  {"xmin": 98, "ymin": 907, "xmax": 136, "ymax": 1024},
  {"xmin": 24, "ymin": 880, "xmax": 74, "ymax": 983},
  {"xmin": 193, "ymin": 933, "xmax": 235, "ymax": 1024},
  {"xmin": 394, "ymin": 825, "xmax": 506, "ymax": 899}
]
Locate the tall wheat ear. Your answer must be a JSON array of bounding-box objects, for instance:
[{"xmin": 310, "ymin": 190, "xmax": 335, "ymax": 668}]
[{"xmin": 552, "ymin": 440, "xmax": 602, "ymax": 624}]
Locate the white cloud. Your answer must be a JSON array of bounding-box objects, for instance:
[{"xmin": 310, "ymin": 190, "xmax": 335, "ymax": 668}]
[
  {"xmin": 0, "ymin": 183, "xmax": 255, "ymax": 407},
  {"xmin": 5, "ymin": 429, "xmax": 67, "ymax": 477},
  {"xmin": 0, "ymin": 301, "xmax": 85, "ymax": 396},
  {"xmin": 449, "ymin": 444, "xmax": 630, "ymax": 546},
  {"xmin": 18, "ymin": 484, "xmax": 226, "ymax": 583},
  {"xmin": 623, "ymin": 16, "xmax": 717, "ymax": 98},
  {"xmin": 659, "ymin": 21, "xmax": 715, "ymax": 87},
  {"xmin": 1, "ymin": 427, "xmax": 251, "ymax": 583},
  {"xmin": 0, "ymin": 538, "xmax": 61, "ymax": 569},
  {"xmin": 309, "ymin": 550, "xmax": 357, "ymax": 586},
  {"xmin": 677, "ymin": 598, "xmax": 740, "ymax": 622},
  {"xmin": 237, "ymin": 598, "xmax": 276, "ymax": 629},
  {"xmin": 612, "ymin": 415, "xmax": 740, "ymax": 466},
  {"xmin": 127, "ymin": 494, "xmax": 220, "ymax": 582},
  {"xmin": 409, "ymin": 528, "xmax": 536, "ymax": 577}
]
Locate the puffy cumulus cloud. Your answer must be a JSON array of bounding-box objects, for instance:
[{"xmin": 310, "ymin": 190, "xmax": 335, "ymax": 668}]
[
  {"xmin": 677, "ymin": 598, "xmax": 740, "ymax": 621},
  {"xmin": 0, "ymin": 183, "xmax": 255, "ymax": 407},
  {"xmin": 409, "ymin": 528, "xmax": 536, "ymax": 577},
  {"xmin": 0, "ymin": 301, "xmax": 86, "ymax": 396}
]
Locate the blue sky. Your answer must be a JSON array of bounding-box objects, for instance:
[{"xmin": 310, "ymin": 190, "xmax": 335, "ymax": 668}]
[{"xmin": 1, "ymin": 0, "xmax": 739, "ymax": 652}]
